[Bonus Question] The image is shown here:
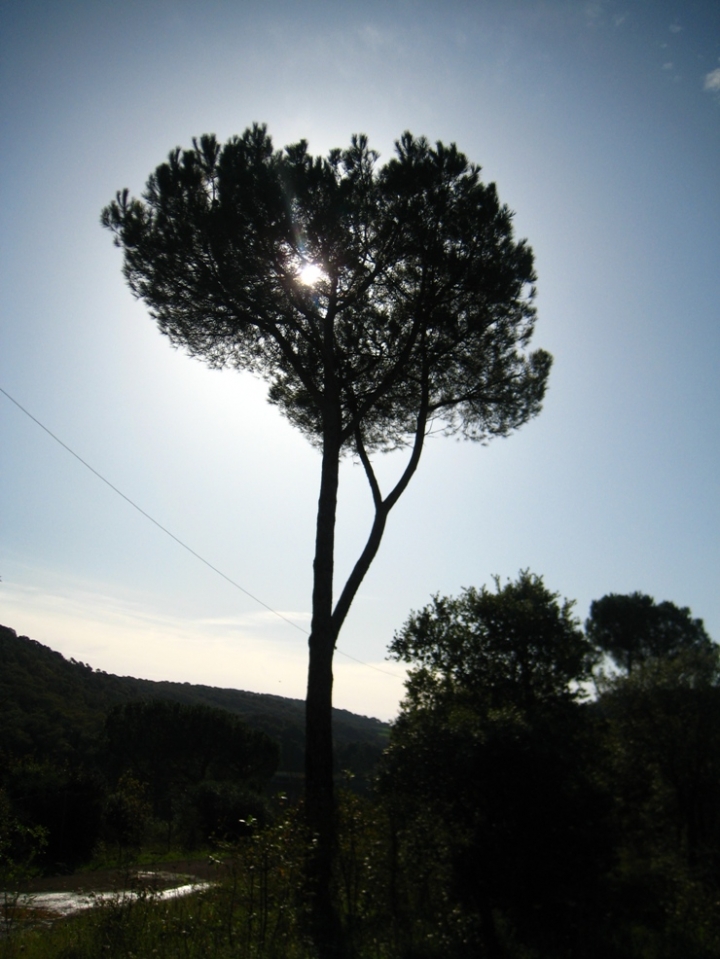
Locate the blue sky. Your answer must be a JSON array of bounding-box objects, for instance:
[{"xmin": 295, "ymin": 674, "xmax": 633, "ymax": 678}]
[{"xmin": 1, "ymin": 0, "xmax": 718, "ymax": 719}]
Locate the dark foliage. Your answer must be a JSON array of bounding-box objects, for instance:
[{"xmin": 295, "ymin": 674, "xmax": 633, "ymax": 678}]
[
  {"xmin": 380, "ymin": 576, "xmax": 720, "ymax": 957},
  {"xmin": 0, "ymin": 625, "xmax": 386, "ymax": 867},
  {"xmin": 382, "ymin": 572, "xmax": 610, "ymax": 956},
  {"xmin": 2, "ymin": 578, "xmax": 720, "ymax": 957},
  {"xmin": 102, "ymin": 700, "xmax": 278, "ymax": 842},
  {"xmin": 586, "ymin": 591, "xmax": 713, "ymax": 674},
  {"xmin": 102, "ymin": 127, "xmax": 549, "ymax": 453},
  {"xmin": 0, "ymin": 624, "xmax": 388, "ymax": 775},
  {"xmin": 389, "ymin": 570, "xmax": 597, "ymax": 711},
  {"xmin": 2, "ymin": 762, "xmax": 104, "ymax": 869},
  {"xmin": 593, "ymin": 647, "xmax": 720, "ymax": 956}
]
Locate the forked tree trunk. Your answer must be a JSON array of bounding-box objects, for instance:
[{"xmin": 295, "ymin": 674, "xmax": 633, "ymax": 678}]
[{"xmin": 303, "ymin": 344, "xmax": 430, "ymax": 956}]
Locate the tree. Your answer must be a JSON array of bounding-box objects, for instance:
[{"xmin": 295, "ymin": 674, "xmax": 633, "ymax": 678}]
[
  {"xmin": 381, "ymin": 573, "xmax": 609, "ymax": 957},
  {"xmin": 102, "ymin": 125, "xmax": 551, "ymax": 949},
  {"xmin": 586, "ymin": 591, "xmax": 713, "ymax": 675},
  {"xmin": 595, "ymin": 645, "xmax": 720, "ymax": 953},
  {"xmin": 389, "ymin": 570, "xmax": 596, "ymax": 713}
]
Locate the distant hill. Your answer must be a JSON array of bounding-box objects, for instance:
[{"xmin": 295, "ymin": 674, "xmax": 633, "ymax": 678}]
[{"xmin": 0, "ymin": 624, "xmax": 389, "ymax": 777}]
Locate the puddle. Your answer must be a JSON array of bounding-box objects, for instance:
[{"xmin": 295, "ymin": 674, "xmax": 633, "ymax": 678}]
[{"xmin": 7, "ymin": 878, "xmax": 212, "ymax": 919}]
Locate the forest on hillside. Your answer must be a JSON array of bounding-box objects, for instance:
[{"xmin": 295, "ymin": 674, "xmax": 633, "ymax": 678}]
[
  {"xmin": 2, "ymin": 575, "xmax": 720, "ymax": 958},
  {"xmin": 0, "ymin": 622, "xmax": 386, "ymax": 866}
]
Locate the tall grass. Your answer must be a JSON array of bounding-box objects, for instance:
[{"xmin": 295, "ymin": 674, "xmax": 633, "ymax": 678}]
[
  {"xmin": 0, "ymin": 794, "xmax": 458, "ymax": 959},
  {"xmin": 1, "ymin": 804, "xmax": 308, "ymax": 959}
]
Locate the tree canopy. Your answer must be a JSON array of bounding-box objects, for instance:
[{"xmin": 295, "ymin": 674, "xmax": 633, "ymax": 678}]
[
  {"xmin": 104, "ymin": 700, "xmax": 279, "ymax": 793},
  {"xmin": 381, "ymin": 577, "xmax": 720, "ymax": 956},
  {"xmin": 389, "ymin": 570, "xmax": 595, "ymax": 713},
  {"xmin": 102, "ymin": 125, "xmax": 550, "ymax": 456},
  {"xmin": 586, "ymin": 591, "xmax": 713, "ymax": 675},
  {"xmin": 381, "ymin": 572, "xmax": 609, "ymax": 956}
]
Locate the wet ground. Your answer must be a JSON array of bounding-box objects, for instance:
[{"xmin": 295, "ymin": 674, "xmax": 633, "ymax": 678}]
[
  {"xmin": 7, "ymin": 860, "xmax": 220, "ymax": 920},
  {"xmin": 18, "ymin": 859, "xmax": 220, "ymax": 894}
]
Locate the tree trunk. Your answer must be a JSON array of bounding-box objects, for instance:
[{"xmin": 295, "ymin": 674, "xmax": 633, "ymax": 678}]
[{"xmin": 304, "ymin": 406, "xmax": 343, "ymax": 955}]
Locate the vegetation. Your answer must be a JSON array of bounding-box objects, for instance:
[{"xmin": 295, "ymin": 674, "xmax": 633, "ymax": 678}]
[
  {"xmin": 0, "ymin": 624, "xmax": 387, "ymax": 775},
  {"xmin": 382, "ymin": 573, "xmax": 608, "ymax": 956},
  {"xmin": 0, "ymin": 624, "xmax": 386, "ymax": 872},
  {"xmin": 586, "ymin": 591, "xmax": 713, "ymax": 674},
  {"xmin": 2, "ymin": 577, "xmax": 719, "ymax": 957}
]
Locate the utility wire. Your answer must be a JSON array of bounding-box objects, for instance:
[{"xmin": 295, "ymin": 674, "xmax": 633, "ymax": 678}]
[
  {"xmin": 1, "ymin": 386, "xmax": 302, "ymax": 632},
  {"xmin": 0, "ymin": 385, "xmax": 402, "ymax": 678}
]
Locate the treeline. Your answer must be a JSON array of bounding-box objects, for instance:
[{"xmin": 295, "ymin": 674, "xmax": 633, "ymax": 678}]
[
  {"xmin": 0, "ymin": 624, "xmax": 387, "ymax": 774},
  {"xmin": 0, "ymin": 624, "xmax": 386, "ymax": 869}
]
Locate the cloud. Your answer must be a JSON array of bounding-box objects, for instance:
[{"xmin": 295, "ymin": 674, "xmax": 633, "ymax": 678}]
[
  {"xmin": 662, "ymin": 62, "xmax": 674, "ymax": 71},
  {"xmin": 669, "ymin": 23, "xmax": 682, "ymax": 34},
  {"xmin": 357, "ymin": 23, "xmax": 397, "ymax": 54},
  {"xmin": 704, "ymin": 68, "xmax": 720, "ymax": 93},
  {"xmin": 197, "ymin": 610, "xmax": 311, "ymax": 629},
  {"xmin": 0, "ymin": 578, "xmax": 309, "ymax": 696}
]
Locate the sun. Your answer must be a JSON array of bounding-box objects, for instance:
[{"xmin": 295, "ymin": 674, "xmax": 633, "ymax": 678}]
[{"xmin": 297, "ymin": 263, "xmax": 324, "ymax": 286}]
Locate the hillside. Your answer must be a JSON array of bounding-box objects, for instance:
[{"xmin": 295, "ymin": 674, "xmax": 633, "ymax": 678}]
[{"xmin": 0, "ymin": 624, "xmax": 389, "ymax": 776}]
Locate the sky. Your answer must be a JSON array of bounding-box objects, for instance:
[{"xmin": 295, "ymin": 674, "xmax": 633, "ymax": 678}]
[{"xmin": 1, "ymin": 0, "xmax": 718, "ymax": 721}]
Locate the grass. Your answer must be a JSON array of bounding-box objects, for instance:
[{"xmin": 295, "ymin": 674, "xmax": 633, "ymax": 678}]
[
  {"xmin": 0, "ymin": 795, "xmax": 420, "ymax": 959},
  {"xmin": 0, "ymin": 882, "xmax": 312, "ymax": 959},
  {"xmin": 0, "ymin": 794, "xmax": 487, "ymax": 959},
  {"xmin": 0, "ymin": 817, "xmax": 312, "ymax": 959}
]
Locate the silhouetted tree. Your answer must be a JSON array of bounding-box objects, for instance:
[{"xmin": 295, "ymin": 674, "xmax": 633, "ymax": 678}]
[
  {"xmin": 587, "ymin": 592, "xmax": 713, "ymax": 675},
  {"xmin": 102, "ymin": 126, "xmax": 551, "ymax": 952},
  {"xmin": 390, "ymin": 570, "xmax": 596, "ymax": 713},
  {"xmin": 3, "ymin": 762, "xmax": 104, "ymax": 869},
  {"xmin": 596, "ymin": 644, "xmax": 720, "ymax": 954},
  {"xmin": 382, "ymin": 573, "xmax": 609, "ymax": 956}
]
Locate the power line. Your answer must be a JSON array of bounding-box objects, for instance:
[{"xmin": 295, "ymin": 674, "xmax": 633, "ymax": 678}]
[
  {"xmin": 1, "ymin": 386, "xmax": 303, "ymax": 632},
  {"xmin": 0, "ymin": 385, "xmax": 402, "ymax": 679}
]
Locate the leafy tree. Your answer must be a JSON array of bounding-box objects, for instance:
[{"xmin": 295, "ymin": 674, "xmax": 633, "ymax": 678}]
[
  {"xmin": 3, "ymin": 761, "xmax": 104, "ymax": 869},
  {"xmin": 101, "ymin": 772, "xmax": 151, "ymax": 857},
  {"xmin": 382, "ymin": 573, "xmax": 609, "ymax": 957},
  {"xmin": 0, "ymin": 788, "xmax": 47, "ymax": 936},
  {"xmin": 389, "ymin": 569, "xmax": 596, "ymax": 712},
  {"xmin": 586, "ymin": 591, "xmax": 712, "ymax": 675},
  {"xmin": 102, "ymin": 125, "xmax": 551, "ymax": 948},
  {"xmin": 596, "ymin": 645, "xmax": 720, "ymax": 955}
]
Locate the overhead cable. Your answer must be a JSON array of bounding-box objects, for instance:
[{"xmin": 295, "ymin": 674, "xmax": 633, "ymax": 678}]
[{"xmin": 0, "ymin": 385, "xmax": 401, "ymax": 678}]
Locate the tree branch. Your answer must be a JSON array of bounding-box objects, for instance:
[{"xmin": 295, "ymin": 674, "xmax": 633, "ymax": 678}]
[
  {"xmin": 331, "ymin": 368, "xmax": 430, "ymax": 637},
  {"xmin": 357, "ymin": 437, "xmax": 383, "ymax": 511}
]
